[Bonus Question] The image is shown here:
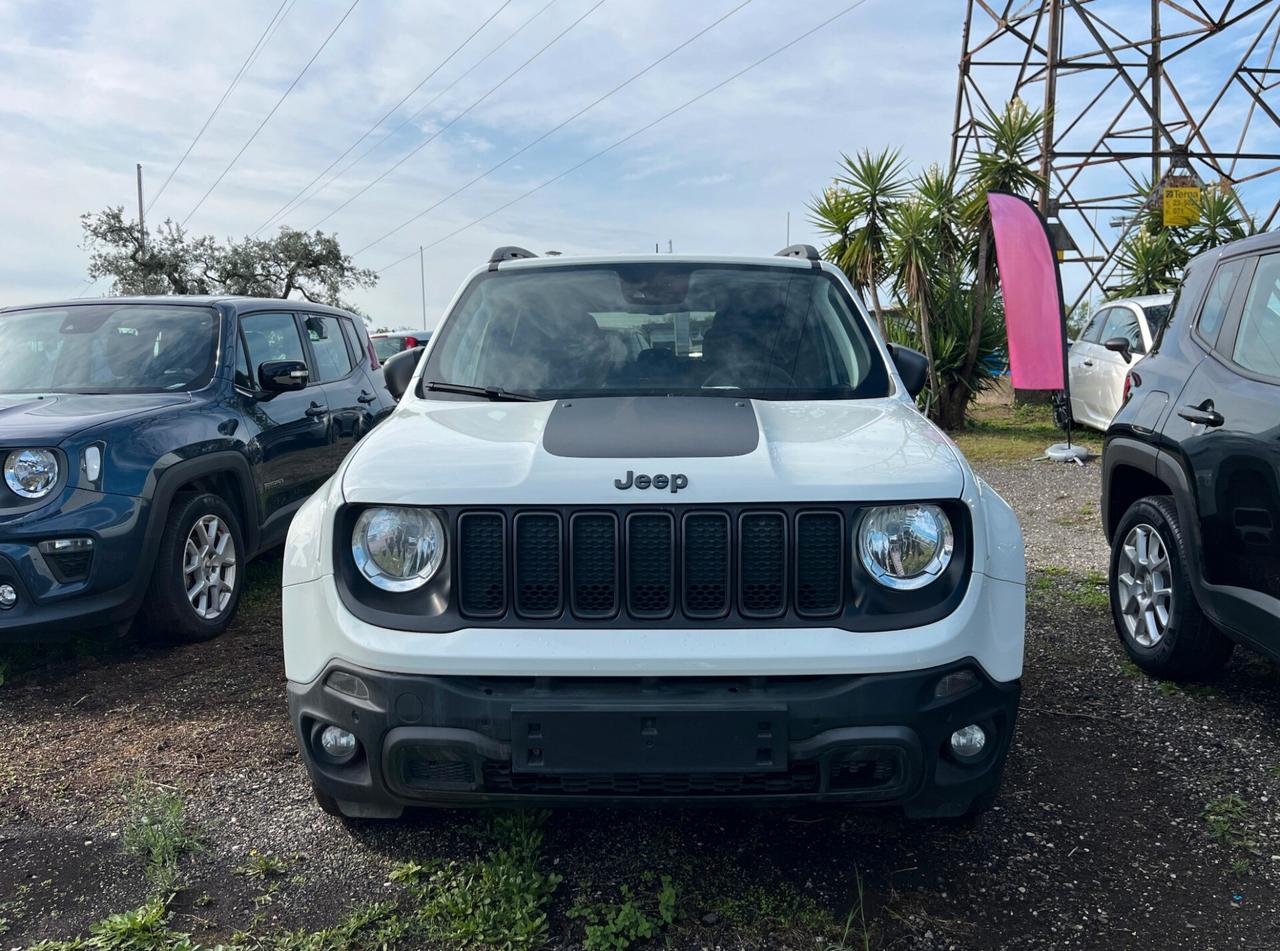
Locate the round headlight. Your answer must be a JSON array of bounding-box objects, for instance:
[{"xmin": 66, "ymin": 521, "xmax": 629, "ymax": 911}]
[
  {"xmin": 5, "ymin": 449, "xmax": 59, "ymax": 499},
  {"xmin": 352, "ymin": 506, "xmax": 445, "ymax": 592},
  {"xmin": 858, "ymin": 503, "xmax": 954, "ymax": 590}
]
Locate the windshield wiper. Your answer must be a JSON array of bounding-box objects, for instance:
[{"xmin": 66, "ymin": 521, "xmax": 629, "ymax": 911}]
[{"xmin": 424, "ymin": 380, "xmax": 540, "ymax": 402}]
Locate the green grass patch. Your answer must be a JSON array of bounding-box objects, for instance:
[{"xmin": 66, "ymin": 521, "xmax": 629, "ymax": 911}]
[
  {"xmin": 121, "ymin": 778, "xmax": 202, "ymax": 896},
  {"xmin": 953, "ymin": 400, "xmax": 1097, "ymax": 465},
  {"xmin": 1028, "ymin": 567, "xmax": 1109, "ymax": 612}
]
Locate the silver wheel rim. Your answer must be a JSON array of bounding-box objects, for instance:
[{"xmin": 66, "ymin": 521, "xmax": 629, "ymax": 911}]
[
  {"xmin": 1116, "ymin": 522, "xmax": 1174, "ymax": 647},
  {"xmin": 183, "ymin": 514, "xmax": 237, "ymax": 620}
]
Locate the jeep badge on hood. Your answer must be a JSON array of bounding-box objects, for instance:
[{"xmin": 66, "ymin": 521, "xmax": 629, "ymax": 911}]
[{"xmin": 614, "ymin": 470, "xmax": 688, "ymax": 493}]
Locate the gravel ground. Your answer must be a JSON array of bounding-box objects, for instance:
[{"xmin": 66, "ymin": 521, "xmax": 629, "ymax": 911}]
[{"xmin": 2, "ymin": 457, "xmax": 1278, "ymax": 950}]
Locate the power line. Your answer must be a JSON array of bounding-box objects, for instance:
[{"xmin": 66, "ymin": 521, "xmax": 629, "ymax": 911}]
[
  {"xmin": 308, "ymin": 0, "xmax": 607, "ymax": 231},
  {"xmin": 255, "ymin": 0, "xmax": 559, "ymax": 235},
  {"xmin": 252, "ymin": 0, "xmax": 522, "ymax": 237},
  {"xmin": 354, "ymin": 0, "xmax": 755, "ymax": 257},
  {"xmin": 146, "ymin": 0, "xmax": 292, "ymax": 214},
  {"xmin": 180, "ymin": 0, "xmax": 362, "ymax": 227},
  {"xmin": 376, "ymin": 0, "xmax": 874, "ymax": 272}
]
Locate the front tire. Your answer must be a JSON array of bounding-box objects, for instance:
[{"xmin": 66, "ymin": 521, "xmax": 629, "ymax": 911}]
[
  {"xmin": 137, "ymin": 492, "xmax": 244, "ymax": 644},
  {"xmin": 1109, "ymin": 495, "xmax": 1231, "ymax": 680}
]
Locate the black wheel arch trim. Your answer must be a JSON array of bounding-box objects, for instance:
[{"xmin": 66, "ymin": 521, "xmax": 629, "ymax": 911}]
[
  {"xmin": 1104, "ymin": 435, "xmax": 1248, "ymax": 644},
  {"xmin": 144, "ymin": 452, "xmax": 261, "ymax": 561}
]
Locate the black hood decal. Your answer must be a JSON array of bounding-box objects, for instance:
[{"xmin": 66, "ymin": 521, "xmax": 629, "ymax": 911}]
[{"xmin": 542, "ymin": 396, "xmax": 760, "ymax": 459}]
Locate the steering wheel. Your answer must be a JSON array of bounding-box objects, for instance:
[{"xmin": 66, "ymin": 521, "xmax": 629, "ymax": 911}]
[{"xmin": 701, "ymin": 361, "xmax": 797, "ymax": 390}]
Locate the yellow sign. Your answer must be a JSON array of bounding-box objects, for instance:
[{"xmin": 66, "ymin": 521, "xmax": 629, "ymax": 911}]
[{"xmin": 1163, "ymin": 186, "xmax": 1201, "ymax": 227}]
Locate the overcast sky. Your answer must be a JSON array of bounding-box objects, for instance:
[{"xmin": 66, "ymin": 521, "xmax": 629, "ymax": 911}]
[{"xmin": 1, "ymin": 0, "xmax": 1275, "ymax": 327}]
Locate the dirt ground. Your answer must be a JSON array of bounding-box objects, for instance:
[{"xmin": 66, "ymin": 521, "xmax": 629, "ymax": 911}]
[{"xmin": 2, "ymin": 456, "xmax": 1279, "ymax": 950}]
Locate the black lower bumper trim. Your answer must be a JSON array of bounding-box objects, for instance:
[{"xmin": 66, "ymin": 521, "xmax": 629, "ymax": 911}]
[{"xmin": 288, "ymin": 661, "xmax": 1020, "ymax": 817}]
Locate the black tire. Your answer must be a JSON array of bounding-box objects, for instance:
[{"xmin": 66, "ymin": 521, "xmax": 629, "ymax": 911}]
[
  {"xmin": 1109, "ymin": 495, "xmax": 1232, "ymax": 681},
  {"xmin": 136, "ymin": 491, "xmax": 245, "ymax": 644}
]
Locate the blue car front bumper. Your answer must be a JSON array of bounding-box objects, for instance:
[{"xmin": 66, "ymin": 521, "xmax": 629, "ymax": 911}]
[{"xmin": 0, "ymin": 488, "xmax": 152, "ymax": 640}]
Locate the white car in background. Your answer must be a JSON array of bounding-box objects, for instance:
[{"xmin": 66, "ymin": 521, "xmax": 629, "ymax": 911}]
[{"xmin": 1067, "ymin": 294, "xmax": 1173, "ymax": 430}]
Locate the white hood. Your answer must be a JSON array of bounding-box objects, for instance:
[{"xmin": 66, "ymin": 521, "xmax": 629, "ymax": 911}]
[{"xmin": 341, "ymin": 395, "xmax": 968, "ymax": 506}]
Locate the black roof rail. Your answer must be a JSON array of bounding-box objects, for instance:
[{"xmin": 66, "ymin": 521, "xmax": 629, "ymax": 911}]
[
  {"xmin": 775, "ymin": 244, "xmax": 821, "ymax": 265},
  {"xmin": 488, "ymin": 246, "xmax": 537, "ymax": 270}
]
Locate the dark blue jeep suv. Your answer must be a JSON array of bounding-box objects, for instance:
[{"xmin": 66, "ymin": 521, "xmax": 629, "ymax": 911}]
[{"xmin": 0, "ymin": 296, "xmax": 393, "ymax": 643}]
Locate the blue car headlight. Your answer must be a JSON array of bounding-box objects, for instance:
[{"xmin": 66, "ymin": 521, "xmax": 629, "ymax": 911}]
[{"xmin": 5, "ymin": 448, "xmax": 59, "ymax": 499}]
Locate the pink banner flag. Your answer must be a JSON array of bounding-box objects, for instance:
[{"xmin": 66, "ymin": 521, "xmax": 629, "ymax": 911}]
[{"xmin": 986, "ymin": 192, "xmax": 1068, "ymax": 392}]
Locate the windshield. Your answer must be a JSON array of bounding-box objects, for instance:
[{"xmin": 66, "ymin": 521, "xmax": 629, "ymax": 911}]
[
  {"xmin": 0, "ymin": 303, "xmax": 218, "ymax": 393},
  {"xmin": 421, "ymin": 263, "xmax": 889, "ymax": 400}
]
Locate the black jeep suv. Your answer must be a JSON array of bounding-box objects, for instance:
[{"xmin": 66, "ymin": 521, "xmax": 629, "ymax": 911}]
[
  {"xmin": 0, "ymin": 297, "xmax": 393, "ymax": 644},
  {"xmin": 1103, "ymin": 231, "xmax": 1280, "ymax": 680}
]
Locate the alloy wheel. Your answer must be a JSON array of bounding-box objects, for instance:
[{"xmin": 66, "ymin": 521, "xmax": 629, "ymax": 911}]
[
  {"xmin": 183, "ymin": 514, "xmax": 237, "ymax": 620},
  {"xmin": 1116, "ymin": 522, "xmax": 1174, "ymax": 647}
]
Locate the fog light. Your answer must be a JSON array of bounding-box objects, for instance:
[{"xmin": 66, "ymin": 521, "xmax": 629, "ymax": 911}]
[
  {"xmin": 318, "ymin": 725, "xmax": 358, "ymax": 762},
  {"xmin": 0, "ymin": 584, "xmax": 16, "ymax": 609},
  {"xmin": 949, "ymin": 724, "xmax": 987, "ymax": 760}
]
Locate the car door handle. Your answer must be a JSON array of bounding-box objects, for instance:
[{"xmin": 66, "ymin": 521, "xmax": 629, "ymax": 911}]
[
  {"xmin": 1081, "ymin": 359, "xmax": 1094, "ymax": 367},
  {"xmin": 357, "ymin": 390, "xmax": 377, "ymax": 404},
  {"xmin": 305, "ymin": 401, "xmax": 327, "ymax": 418},
  {"xmin": 1177, "ymin": 404, "xmax": 1224, "ymax": 427}
]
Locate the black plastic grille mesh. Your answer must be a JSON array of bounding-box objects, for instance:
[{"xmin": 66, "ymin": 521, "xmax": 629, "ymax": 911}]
[
  {"xmin": 458, "ymin": 513, "xmax": 505, "ymax": 617},
  {"xmin": 571, "ymin": 514, "xmax": 618, "ymax": 617},
  {"xmin": 795, "ymin": 512, "xmax": 843, "ymax": 616},
  {"xmin": 515, "ymin": 514, "xmax": 561, "ymax": 617},
  {"xmin": 683, "ymin": 512, "xmax": 730, "ymax": 617},
  {"xmin": 739, "ymin": 513, "xmax": 786, "ymax": 616},
  {"xmin": 483, "ymin": 762, "xmax": 820, "ymax": 796},
  {"xmin": 626, "ymin": 514, "xmax": 674, "ymax": 617},
  {"xmin": 46, "ymin": 550, "xmax": 92, "ymax": 583},
  {"xmin": 453, "ymin": 507, "xmax": 855, "ymax": 622}
]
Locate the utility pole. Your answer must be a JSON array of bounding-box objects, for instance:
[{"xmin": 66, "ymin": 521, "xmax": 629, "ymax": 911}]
[
  {"xmin": 136, "ymin": 163, "xmax": 147, "ymax": 291},
  {"xmin": 419, "ymin": 245, "xmax": 427, "ymax": 331}
]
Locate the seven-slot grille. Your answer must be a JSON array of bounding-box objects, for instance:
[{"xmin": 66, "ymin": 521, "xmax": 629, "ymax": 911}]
[{"xmin": 456, "ymin": 507, "xmax": 846, "ymax": 623}]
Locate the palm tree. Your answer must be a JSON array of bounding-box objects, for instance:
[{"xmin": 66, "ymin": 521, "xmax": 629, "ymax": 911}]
[
  {"xmin": 1187, "ymin": 185, "xmax": 1255, "ymax": 253},
  {"xmin": 1111, "ymin": 230, "xmax": 1185, "ymax": 298},
  {"xmin": 809, "ymin": 148, "xmax": 909, "ymax": 335},
  {"xmin": 887, "ymin": 198, "xmax": 943, "ymax": 406}
]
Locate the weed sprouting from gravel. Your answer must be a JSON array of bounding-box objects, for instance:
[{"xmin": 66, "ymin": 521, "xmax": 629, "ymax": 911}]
[
  {"xmin": 235, "ymin": 850, "xmax": 289, "ymax": 880},
  {"xmin": 120, "ymin": 777, "xmax": 201, "ymax": 895},
  {"xmin": 569, "ymin": 873, "xmax": 680, "ymax": 951},
  {"xmin": 1205, "ymin": 793, "xmax": 1252, "ymax": 848}
]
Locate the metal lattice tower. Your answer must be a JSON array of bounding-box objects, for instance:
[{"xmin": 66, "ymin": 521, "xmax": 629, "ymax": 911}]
[{"xmin": 951, "ymin": 0, "xmax": 1280, "ymax": 310}]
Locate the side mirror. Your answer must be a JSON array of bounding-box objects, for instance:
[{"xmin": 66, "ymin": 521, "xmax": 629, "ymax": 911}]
[
  {"xmin": 887, "ymin": 343, "xmax": 929, "ymax": 399},
  {"xmin": 258, "ymin": 360, "xmax": 309, "ymax": 394},
  {"xmin": 383, "ymin": 346, "xmax": 425, "ymax": 401},
  {"xmin": 1103, "ymin": 337, "xmax": 1133, "ymax": 364}
]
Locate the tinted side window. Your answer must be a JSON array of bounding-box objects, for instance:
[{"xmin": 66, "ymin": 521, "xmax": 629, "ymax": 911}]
[
  {"xmin": 1232, "ymin": 252, "xmax": 1280, "ymax": 380},
  {"xmin": 1079, "ymin": 308, "xmax": 1109, "ymax": 343},
  {"xmin": 1199, "ymin": 258, "xmax": 1246, "ymax": 344},
  {"xmin": 305, "ymin": 314, "xmax": 355, "ymax": 382},
  {"xmin": 1099, "ymin": 306, "xmax": 1145, "ymax": 354},
  {"xmin": 241, "ymin": 313, "xmax": 307, "ymax": 384},
  {"xmin": 339, "ymin": 317, "xmax": 366, "ymax": 368}
]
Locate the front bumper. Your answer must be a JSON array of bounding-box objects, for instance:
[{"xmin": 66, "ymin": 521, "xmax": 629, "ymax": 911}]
[
  {"xmin": 0, "ymin": 490, "xmax": 150, "ymax": 640},
  {"xmin": 289, "ymin": 660, "xmax": 1019, "ymax": 817}
]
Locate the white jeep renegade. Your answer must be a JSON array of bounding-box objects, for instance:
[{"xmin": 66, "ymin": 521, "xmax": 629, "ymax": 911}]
[{"xmin": 282, "ymin": 246, "xmax": 1025, "ymax": 819}]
